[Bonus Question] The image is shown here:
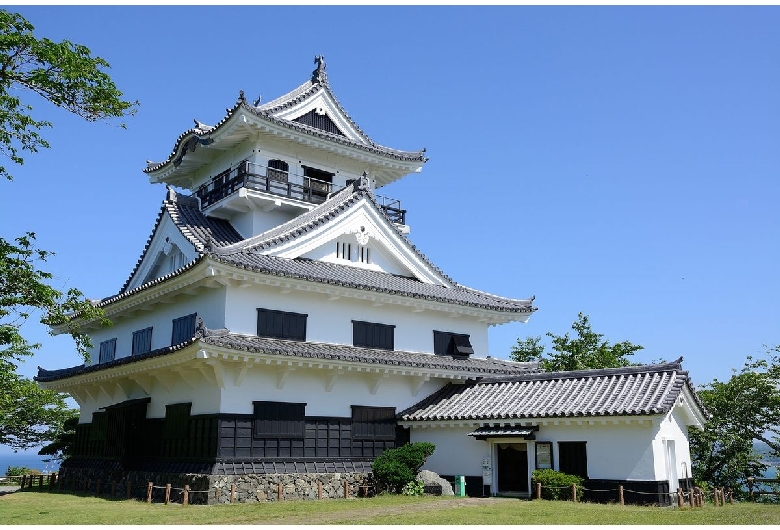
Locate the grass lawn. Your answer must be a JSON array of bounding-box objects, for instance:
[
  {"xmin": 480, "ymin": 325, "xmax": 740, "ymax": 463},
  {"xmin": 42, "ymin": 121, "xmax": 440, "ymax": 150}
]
[{"xmin": 2, "ymin": 490, "xmax": 780, "ymax": 525}]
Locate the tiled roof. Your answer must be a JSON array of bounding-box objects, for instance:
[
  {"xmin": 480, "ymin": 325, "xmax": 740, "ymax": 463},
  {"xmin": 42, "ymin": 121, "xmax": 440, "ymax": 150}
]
[
  {"xmin": 119, "ymin": 190, "xmax": 242, "ymax": 293},
  {"xmin": 108, "ymin": 183, "xmax": 536, "ymax": 314},
  {"xmin": 468, "ymin": 426, "xmax": 537, "ymax": 438},
  {"xmin": 200, "ymin": 333, "xmax": 541, "ymax": 375},
  {"xmin": 35, "ymin": 332, "xmax": 541, "ymax": 383},
  {"xmin": 35, "ymin": 338, "xmax": 198, "ymax": 383},
  {"xmin": 399, "ymin": 360, "xmax": 704, "ymax": 422},
  {"xmin": 145, "ymin": 60, "xmax": 425, "ymax": 174}
]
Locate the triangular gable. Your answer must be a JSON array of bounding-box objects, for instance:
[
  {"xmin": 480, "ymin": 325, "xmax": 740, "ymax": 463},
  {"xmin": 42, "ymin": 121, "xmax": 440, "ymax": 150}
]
[
  {"xmin": 124, "ymin": 212, "xmax": 199, "ymax": 292},
  {"xmin": 212, "ymin": 178, "xmax": 454, "ymax": 287},
  {"xmin": 122, "ymin": 191, "xmax": 243, "ymax": 293}
]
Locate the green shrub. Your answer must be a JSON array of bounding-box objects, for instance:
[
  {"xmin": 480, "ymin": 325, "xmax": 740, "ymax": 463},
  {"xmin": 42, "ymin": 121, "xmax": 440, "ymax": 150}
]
[
  {"xmin": 401, "ymin": 480, "xmax": 425, "ymax": 496},
  {"xmin": 532, "ymin": 469, "xmax": 584, "ymax": 501},
  {"xmin": 372, "ymin": 442, "xmax": 436, "ymax": 493}
]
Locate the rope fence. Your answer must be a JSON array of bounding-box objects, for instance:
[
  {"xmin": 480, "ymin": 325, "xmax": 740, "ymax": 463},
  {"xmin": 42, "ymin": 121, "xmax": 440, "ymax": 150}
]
[{"xmin": 534, "ymin": 481, "xmax": 735, "ymax": 508}]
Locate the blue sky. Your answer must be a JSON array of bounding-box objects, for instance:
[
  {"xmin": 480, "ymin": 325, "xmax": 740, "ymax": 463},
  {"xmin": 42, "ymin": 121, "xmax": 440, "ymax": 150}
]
[{"xmin": 2, "ymin": 6, "xmax": 778, "ymax": 454}]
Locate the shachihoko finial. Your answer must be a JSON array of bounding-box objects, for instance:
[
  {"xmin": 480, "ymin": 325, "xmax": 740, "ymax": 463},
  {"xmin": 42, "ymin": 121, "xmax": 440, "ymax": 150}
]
[{"xmin": 312, "ymin": 55, "xmax": 327, "ymax": 83}]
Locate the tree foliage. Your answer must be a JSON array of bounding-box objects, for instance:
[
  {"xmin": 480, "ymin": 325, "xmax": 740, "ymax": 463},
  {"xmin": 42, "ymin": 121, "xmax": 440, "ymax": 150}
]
[
  {"xmin": 510, "ymin": 312, "xmax": 643, "ymax": 371},
  {"xmin": 0, "ymin": 234, "xmax": 107, "ymax": 449},
  {"xmin": 1, "ymin": 9, "xmax": 131, "ymax": 450},
  {"xmin": 0, "ymin": 9, "xmax": 138, "ymax": 180},
  {"xmin": 690, "ymin": 346, "xmax": 780, "ymax": 492}
]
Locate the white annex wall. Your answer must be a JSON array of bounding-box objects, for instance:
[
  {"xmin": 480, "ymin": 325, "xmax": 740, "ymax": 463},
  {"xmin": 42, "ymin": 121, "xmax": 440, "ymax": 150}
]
[
  {"xmin": 225, "ymin": 283, "xmax": 490, "ymax": 356},
  {"xmin": 409, "ymin": 426, "xmax": 489, "ymax": 477},
  {"xmin": 409, "ymin": 419, "xmax": 677, "ymax": 484}
]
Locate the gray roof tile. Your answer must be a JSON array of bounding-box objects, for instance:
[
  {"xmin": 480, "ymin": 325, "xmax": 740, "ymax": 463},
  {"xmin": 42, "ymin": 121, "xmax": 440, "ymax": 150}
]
[
  {"xmin": 107, "ymin": 182, "xmax": 536, "ymax": 314},
  {"xmin": 36, "ymin": 331, "xmax": 540, "ymax": 383},
  {"xmin": 399, "ymin": 360, "xmax": 705, "ymax": 421}
]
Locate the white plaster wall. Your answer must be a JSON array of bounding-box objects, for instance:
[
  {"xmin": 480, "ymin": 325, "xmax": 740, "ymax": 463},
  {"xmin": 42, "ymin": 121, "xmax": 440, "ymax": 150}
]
[
  {"xmin": 86, "ymin": 288, "xmax": 226, "ymax": 364},
  {"xmin": 410, "ymin": 420, "xmax": 669, "ymax": 482},
  {"xmin": 228, "ymin": 208, "xmax": 297, "ymax": 240},
  {"xmin": 303, "ymin": 237, "xmax": 410, "ymax": 277},
  {"xmin": 217, "ymin": 364, "xmax": 446, "ymax": 417},
  {"xmin": 225, "ymin": 283, "xmax": 490, "ymax": 355},
  {"xmin": 410, "ymin": 426, "xmax": 489, "ymax": 477},
  {"xmin": 653, "ymin": 406, "xmax": 695, "ymax": 482}
]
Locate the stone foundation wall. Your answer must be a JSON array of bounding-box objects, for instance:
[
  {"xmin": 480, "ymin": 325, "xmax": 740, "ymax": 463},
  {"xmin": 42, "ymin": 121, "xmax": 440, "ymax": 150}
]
[{"xmin": 56, "ymin": 465, "xmax": 370, "ymax": 505}]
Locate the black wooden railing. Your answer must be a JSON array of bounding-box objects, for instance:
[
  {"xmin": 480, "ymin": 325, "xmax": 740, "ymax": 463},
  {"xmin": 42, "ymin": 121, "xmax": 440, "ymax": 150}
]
[{"xmin": 194, "ymin": 161, "xmax": 406, "ymax": 225}]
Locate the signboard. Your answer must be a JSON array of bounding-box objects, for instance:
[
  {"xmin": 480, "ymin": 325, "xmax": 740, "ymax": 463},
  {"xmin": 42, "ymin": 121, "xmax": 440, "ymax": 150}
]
[
  {"xmin": 536, "ymin": 442, "xmax": 552, "ymax": 469},
  {"xmin": 482, "ymin": 457, "xmax": 492, "ymax": 485}
]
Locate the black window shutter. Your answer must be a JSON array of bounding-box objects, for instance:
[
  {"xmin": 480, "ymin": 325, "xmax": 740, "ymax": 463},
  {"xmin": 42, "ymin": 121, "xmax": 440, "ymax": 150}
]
[
  {"xmin": 352, "ymin": 321, "xmax": 394, "ymax": 350},
  {"xmin": 132, "ymin": 327, "xmax": 153, "ymax": 355},
  {"xmin": 171, "ymin": 313, "xmax": 197, "ymax": 345},
  {"xmin": 257, "ymin": 309, "xmax": 307, "ymax": 341},
  {"xmin": 558, "ymin": 442, "xmax": 588, "ymax": 478}
]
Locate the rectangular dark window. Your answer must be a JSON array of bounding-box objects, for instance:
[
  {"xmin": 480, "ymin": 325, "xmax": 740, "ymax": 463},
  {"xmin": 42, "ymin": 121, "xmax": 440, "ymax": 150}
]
[
  {"xmin": 433, "ymin": 331, "xmax": 474, "ymax": 356},
  {"xmin": 132, "ymin": 327, "xmax": 153, "ymax": 355},
  {"xmin": 98, "ymin": 338, "xmax": 117, "ymax": 363},
  {"xmin": 257, "ymin": 308, "xmax": 307, "ymax": 341},
  {"xmin": 164, "ymin": 403, "xmax": 192, "ymax": 440},
  {"xmin": 352, "ymin": 406, "xmax": 396, "ymax": 440},
  {"xmin": 558, "ymin": 441, "xmax": 588, "ymax": 478},
  {"xmin": 254, "ymin": 401, "xmax": 306, "ymax": 438},
  {"xmin": 171, "ymin": 313, "xmax": 197, "ymax": 345},
  {"xmin": 352, "ymin": 321, "xmax": 395, "ymax": 350}
]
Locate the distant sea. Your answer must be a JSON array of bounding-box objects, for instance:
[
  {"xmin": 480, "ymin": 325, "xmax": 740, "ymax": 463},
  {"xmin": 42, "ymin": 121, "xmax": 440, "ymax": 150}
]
[{"xmin": 0, "ymin": 452, "xmax": 59, "ymax": 476}]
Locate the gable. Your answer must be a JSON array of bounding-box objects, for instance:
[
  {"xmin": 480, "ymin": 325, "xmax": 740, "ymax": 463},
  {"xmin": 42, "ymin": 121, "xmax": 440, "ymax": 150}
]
[
  {"xmin": 263, "ymin": 196, "xmax": 452, "ymax": 286},
  {"xmin": 271, "ymin": 88, "xmax": 369, "ymax": 145},
  {"xmin": 125, "ymin": 213, "xmax": 199, "ymax": 291}
]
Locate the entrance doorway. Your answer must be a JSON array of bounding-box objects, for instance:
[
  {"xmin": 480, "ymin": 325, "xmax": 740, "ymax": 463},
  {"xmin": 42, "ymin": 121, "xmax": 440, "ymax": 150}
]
[{"xmin": 497, "ymin": 443, "xmax": 528, "ymax": 494}]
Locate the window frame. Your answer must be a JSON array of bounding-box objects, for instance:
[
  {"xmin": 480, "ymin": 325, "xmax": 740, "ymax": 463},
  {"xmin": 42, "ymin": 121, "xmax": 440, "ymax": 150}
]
[
  {"xmin": 132, "ymin": 327, "xmax": 153, "ymax": 356},
  {"xmin": 171, "ymin": 313, "xmax": 197, "ymax": 346},
  {"xmin": 98, "ymin": 338, "xmax": 117, "ymax": 363},
  {"xmin": 352, "ymin": 320, "xmax": 395, "ymax": 350},
  {"xmin": 256, "ymin": 308, "xmax": 307, "ymax": 341},
  {"xmin": 558, "ymin": 441, "xmax": 588, "ymax": 478},
  {"xmin": 433, "ymin": 330, "xmax": 474, "ymax": 356},
  {"xmin": 351, "ymin": 405, "xmax": 397, "ymax": 440},
  {"xmin": 253, "ymin": 401, "xmax": 306, "ymax": 439}
]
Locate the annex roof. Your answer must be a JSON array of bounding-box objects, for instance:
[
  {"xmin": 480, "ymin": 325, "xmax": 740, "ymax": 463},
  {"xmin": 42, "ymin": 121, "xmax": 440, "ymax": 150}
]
[
  {"xmin": 109, "ymin": 178, "xmax": 536, "ymax": 317},
  {"xmin": 398, "ymin": 359, "xmax": 707, "ymax": 423},
  {"xmin": 35, "ymin": 330, "xmax": 542, "ymax": 384},
  {"xmin": 144, "ymin": 57, "xmax": 426, "ymax": 188}
]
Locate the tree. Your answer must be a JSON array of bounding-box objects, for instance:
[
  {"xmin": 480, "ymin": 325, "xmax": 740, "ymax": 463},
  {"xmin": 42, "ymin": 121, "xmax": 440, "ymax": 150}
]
[
  {"xmin": 510, "ymin": 312, "xmax": 643, "ymax": 371},
  {"xmin": 1, "ymin": 9, "xmax": 133, "ymax": 449},
  {"xmin": 1, "ymin": 234, "xmax": 108, "ymax": 449},
  {"xmin": 38, "ymin": 412, "xmax": 78, "ymax": 462},
  {"xmin": 689, "ymin": 346, "xmax": 780, "ymax": 493},
  {"xmin": 0, "ymin": 9, "xmax": 138, "ymax": 181}
]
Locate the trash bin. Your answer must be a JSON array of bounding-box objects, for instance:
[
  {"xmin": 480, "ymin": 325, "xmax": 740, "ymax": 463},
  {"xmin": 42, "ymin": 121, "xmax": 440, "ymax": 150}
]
[{"xmin": 454, "ymin": 475, "xmax": 466, "ymax": 497}]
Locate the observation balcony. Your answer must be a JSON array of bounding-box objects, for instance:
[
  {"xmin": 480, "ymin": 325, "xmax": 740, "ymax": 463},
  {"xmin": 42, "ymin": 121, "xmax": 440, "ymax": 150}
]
[{"xmin": 193, "ymin": 160, "xmax": 405, "ymax": 225}]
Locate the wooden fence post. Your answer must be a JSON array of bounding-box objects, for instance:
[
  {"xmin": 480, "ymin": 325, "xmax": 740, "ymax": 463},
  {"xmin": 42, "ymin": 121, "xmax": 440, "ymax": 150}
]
[
  {"xmin": 748, "ymin": 477, "xmax": 754, "ymax": 502},
  {"xmin": 164, "ymin": 484, "xmax": 171, "ymax": 505},
  {"xmin": 344, "ymin": 480, "xmax": 349, "ymax": 499},
  {"xmin": 677, "ymin": 487, "xmax": 683, "ymax": 508},
  {"xmin": 536, "ymin": 482, "xmax": 542, "ymax": 500},
  {"xmin": 571, "ymin": 484, "xmax": 577, "ymax": 502},
  {"xmin": 230, "ymin": 484, "xmax": 235, "ymax": 504},
  {"xmin": 618, "ymin": 484, "xmax": 624, "ymax": 505},
  {"xmin": 278, "ymin": 482, "xmax": 283, "ymax": 501},
  {"xmin": 147, "ymin": 482, "xmax": 153, "ymax": 503},
  {"xmin": 318, "ymin": 481, "xmax": 322, "ymax": 500},
  {"xmin": 183, "ymin": 485, "xmax": 190, "ymax": 506},
  {"xmin": 728, "ymin": 488, "xmax": 734, "ymax": 504},
  {"xmin": 50, "ymin": 473, "xmax": 57, "ymax": 490},
  {"xmin": 38, "ymin": 474, "xmax": 43, "ymax": 488}
]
